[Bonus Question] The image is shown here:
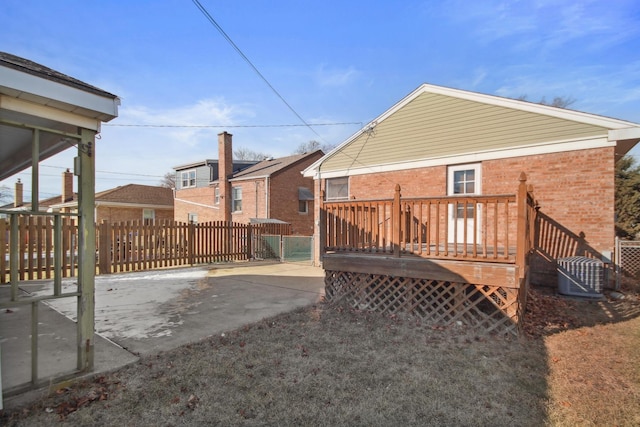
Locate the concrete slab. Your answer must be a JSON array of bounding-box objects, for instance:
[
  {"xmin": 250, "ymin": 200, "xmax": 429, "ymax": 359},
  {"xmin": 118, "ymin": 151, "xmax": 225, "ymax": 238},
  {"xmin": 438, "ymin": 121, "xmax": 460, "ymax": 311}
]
[{"xmin": 1, "ymin": 261, "xmax": 325, "ymax": 408}]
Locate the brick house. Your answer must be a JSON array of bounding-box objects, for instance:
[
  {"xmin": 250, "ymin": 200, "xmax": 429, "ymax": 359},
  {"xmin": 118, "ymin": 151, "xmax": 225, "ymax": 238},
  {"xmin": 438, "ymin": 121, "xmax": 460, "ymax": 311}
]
[
  {"xmin": 50, "ymin": 169, "xmax": 174, "ymax": 223},
  {"xmin": 304, "ymin": 83, "xmax": 640, "ymax": 286},
  {"xmin": 174, "ymin": 132, "xmax": 323, "ymax": 235}
]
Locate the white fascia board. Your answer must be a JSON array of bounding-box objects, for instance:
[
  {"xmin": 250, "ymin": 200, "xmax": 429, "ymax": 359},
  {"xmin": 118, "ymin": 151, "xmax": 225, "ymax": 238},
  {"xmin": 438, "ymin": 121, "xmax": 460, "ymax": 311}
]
[
  {"xmin": 52, "ymin": 201, "xmax": 172, "ymax": 209},
  {"xmin": 314, "ymin": 136, "xmax": 614, "ymax": 179},
  {"xmin": 0, "ymin": 95, "xmax": 101, "ymax": 130},
  {"xmin": 609, "ymin": 127, "xmax": 640, "ymax": 141},
  {"xmin": 174, "ymin": 198, "xmax": 220, "ymax": 210},
  {"xmin": 0, "ymin": 66, "xmax": 119, "ymax": 120},
  {"xmin": 229, "ymin": 174, "xmax": 269, "ymax": 182}
]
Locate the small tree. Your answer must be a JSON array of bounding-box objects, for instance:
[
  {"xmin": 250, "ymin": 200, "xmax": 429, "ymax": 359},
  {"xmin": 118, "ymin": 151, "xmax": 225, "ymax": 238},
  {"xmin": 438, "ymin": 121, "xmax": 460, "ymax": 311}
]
[
  {"xmin": 293, "ymin": 140, "xmax": 336, "ymax": 154},
  {"xmin": 517, "ymin": 95, "xmax": 576, "ymax": 109},
  {"xmin": 233, "ymin": 147, "xmax": 271, "ymax": 161},
  {"xmin": 615, "ymin": 155, "xmax": 640, "ymax": 238},
  {"xmin": 160, "ymin": 171, "xmax": 176, "ymax": 189},
  {"xmin": 0, "ymin": 185, "xmax": 10, "ymax": 204}
]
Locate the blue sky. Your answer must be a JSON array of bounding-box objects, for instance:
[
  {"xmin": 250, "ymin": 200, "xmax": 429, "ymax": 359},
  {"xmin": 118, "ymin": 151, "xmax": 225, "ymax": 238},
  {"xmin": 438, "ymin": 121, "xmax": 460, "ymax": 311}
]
[{"xmin": 2, "ymin": 0, "xmax": 640, "ymax": 199}]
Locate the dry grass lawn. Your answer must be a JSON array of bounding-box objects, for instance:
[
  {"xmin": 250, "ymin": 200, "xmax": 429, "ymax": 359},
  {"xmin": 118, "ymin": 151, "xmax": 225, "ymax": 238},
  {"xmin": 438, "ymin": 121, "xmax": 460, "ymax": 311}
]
[{"xmin": 2, "ymin": 284, "xmax": 639, "ymax": 426}]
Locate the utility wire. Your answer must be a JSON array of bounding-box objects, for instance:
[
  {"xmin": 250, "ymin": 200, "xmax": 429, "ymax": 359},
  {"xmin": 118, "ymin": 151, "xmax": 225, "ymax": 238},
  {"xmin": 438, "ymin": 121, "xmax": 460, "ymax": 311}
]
[
  {"xmin": 104, "ymin": 122, "xmax": 361, "ymax": 128},
  {"xmin": 191, "ymin": 0, "xmax": 324, "ymax": 141}
]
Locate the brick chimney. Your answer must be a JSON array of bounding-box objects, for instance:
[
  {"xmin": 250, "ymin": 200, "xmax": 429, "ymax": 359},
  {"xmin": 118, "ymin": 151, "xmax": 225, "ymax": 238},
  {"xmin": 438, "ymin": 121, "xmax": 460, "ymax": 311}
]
[
  {"xmin": 62, "ymin": 168, "xmax": 74, "ymax": 203},
  {"xmin": 218, "ymin": 132, "xmax": 233, "ymax": 222},
  {"xmin": 14, "ymin": 179, "xmax": 23, "ymax": 208}
]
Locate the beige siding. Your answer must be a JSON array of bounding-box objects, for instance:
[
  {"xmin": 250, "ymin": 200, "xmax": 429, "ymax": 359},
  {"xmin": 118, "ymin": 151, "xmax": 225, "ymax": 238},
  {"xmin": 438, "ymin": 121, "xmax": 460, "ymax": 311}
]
[{"xmin": 322, "ymin": 92, "xmax": 608, "ymax": 172}]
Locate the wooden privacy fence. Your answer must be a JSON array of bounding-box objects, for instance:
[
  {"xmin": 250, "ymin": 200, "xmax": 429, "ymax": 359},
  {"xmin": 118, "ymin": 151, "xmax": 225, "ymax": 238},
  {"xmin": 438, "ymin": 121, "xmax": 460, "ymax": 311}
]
[
  {"xmin": 0, "ymin": 217, "xmax": 291, "ymax": 282},
  {"xmin": 322, "ymin": 172, "xmax": 537, "ymax": 270},
  {"xmin": 0, "ymin": 212, "xmax": 79, "ymax": 282}
]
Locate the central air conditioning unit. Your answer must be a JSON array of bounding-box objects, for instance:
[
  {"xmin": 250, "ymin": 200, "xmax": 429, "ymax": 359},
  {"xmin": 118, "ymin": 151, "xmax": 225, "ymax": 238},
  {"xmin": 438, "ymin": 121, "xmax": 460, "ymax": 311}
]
[{"xmin": 557, "ymin": 256, "xmax": 604, "ymax": 298}]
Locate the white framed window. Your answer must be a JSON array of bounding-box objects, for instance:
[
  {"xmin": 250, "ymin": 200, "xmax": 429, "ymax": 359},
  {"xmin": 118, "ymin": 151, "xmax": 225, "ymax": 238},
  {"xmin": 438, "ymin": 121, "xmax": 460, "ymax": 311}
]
[
  {"xmin": 232, "ymin": 187, "xmax": 242, "ymax": 212},
  {"xmin": 326, "ymin": 177, "xmax": 349, "ymax": 200},
  {"xmin": 447, "ymin": 163, "xmax": 482, "ymax": 244},
  {"xmin": 181, "ymin": 170, "xmax": 196, "ymax": 188},
  {"xmin": 188, "ymin": 213, "xmax": 198, "ymax": 224},
  {"xmin": 214, "ymin": 187, "xmax": 220, "ymax": 205},
  {"xmin": 298, "ymin": 200, "xmax": 308, "ymax": 214},
  {"xmin": 143, "ymin": 208, "xmax": 155, "ymax": 224}
]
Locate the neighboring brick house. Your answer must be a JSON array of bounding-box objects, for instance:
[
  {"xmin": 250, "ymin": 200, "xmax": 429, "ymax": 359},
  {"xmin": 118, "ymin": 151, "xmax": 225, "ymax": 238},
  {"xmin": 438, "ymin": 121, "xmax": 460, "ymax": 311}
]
[
  {"xmin": 50, "ymin": 169, "xmax": 174, "ymax": 223},
  {"xmin": 2, "ymin": 175, "xmax": 76, "ymax": 216},
  {"xmin": 304, "ymin": 83, "xmax": 640, "ymax": 285},
  {"xmin": 174, "ymin": 132, "xmax": 323, "ymax": 235}
]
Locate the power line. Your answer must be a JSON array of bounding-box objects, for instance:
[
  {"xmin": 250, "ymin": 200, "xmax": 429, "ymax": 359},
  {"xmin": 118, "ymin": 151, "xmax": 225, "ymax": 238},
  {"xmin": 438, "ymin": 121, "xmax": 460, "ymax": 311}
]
[
  {"xmin": 103, "ymin": 122, "xmax": 361, "ymax": 128},
  {"xmin": 190, "ymin": 0, "xmax": 324, "ymax": 141},
  {"xmin": 39, "ymin": 164, "xmax": 164, "ymax": 178}
]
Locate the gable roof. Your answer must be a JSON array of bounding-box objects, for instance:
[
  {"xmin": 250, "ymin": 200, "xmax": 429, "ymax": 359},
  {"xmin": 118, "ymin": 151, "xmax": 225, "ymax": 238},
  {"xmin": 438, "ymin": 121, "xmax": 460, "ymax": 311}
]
[
  {"xmin": 52, "ymin": 184, "xmax": 173, "ymax": 209},
  {"xmin": 229, "ymin": 150, "xmax": 323, "ymax": 181},
  {"xmin": 173, "ymin": 159, "xmax": 258, "ymax": 172},
  {"xmin": 304, "ymin": 83, "xmax": 640, "ymax": 178},
  {"xmin": 2, "ymin": 193, "xmax": 77, "ymax": 212}
]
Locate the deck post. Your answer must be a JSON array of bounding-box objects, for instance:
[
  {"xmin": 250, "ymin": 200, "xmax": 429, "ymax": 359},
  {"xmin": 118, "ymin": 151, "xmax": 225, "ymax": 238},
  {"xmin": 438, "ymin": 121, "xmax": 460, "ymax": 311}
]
[
  {"xmin": 76, "ymin": 128, "xmax": 96, "ymax": 372},
  {"xmin": 516, "ymin": 172, "xmax": 528, "ymax": 279},
  {"xmin": 318, "ymin": 190, "xmax": 326, "ymax": 266},
  {"xmin": 393, "ymin": 184, "xmax": 401, "ymax": 257}
]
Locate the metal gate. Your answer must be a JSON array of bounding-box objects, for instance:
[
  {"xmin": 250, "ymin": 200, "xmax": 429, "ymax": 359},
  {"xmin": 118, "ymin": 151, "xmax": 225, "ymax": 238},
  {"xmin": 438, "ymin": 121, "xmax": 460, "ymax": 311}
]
[
  {"xmin": 615, "ymin": 237, "xmax": 640, "ymax": 289},
  {"xmin": 252, "ymin": 234, "xmax": 313, "ymax": 263}
]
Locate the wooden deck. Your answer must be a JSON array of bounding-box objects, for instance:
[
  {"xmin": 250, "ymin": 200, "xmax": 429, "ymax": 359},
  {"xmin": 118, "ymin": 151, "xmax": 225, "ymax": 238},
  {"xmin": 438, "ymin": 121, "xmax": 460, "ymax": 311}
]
[{"xmin": 320, "ymin": 174, "xmax": 536, "ymax": 335}]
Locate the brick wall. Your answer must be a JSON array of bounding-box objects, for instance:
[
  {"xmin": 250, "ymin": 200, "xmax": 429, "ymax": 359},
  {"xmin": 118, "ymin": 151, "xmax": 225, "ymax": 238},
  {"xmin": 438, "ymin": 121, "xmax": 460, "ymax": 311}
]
[
  {"xmin": 269, "ymin": 166, "xmax": 317, "ymax": 235},
  {"xmin": 483, "ymin": 147, "xmax": 615, "ymax": 285},
  {"xmin": 174, "ymin": 186, "xmax": 224, "ymax": 223},
  {"xmin": 96, "ymin": 206, "xmax": 174, "ymax": 224},
  {"xmin": 316, "ymin": 147, "xmax": 615, "ymax": 285}
]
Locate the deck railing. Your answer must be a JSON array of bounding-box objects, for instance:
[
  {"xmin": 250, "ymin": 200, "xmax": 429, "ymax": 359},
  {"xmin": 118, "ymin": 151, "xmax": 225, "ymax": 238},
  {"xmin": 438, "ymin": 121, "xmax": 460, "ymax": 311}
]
[{"xmin": 322, "ymin": 173, "xmax": 537, "ymax": 269}]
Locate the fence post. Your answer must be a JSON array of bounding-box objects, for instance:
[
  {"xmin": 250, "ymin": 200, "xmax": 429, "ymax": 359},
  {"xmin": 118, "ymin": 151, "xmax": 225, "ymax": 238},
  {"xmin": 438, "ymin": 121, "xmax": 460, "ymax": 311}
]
[
  {"xmin": 393, "ymin": 184, "xmax": 401, "ymax": 257},
  {"xmin": 98, "ymin": 220, "xmax": 111, "ymax": 274},
  {"xmin": 247, "ymin": 224, "xmax": 253, "ymax": 260},
  {"xmin": 516, "ymin": 172, "xmax": 528, "ymax": 279},
  {"xmin": 188, "ymin": 222, "xmax": 195, "ymax": 266}
]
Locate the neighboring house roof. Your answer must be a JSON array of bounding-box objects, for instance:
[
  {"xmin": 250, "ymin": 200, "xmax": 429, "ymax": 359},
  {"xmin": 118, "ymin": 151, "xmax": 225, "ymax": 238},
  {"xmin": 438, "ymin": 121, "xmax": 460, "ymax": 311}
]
[
  {"xmin": 1, "ymin": 193, "xmax": 78, "ymax": 212},
  {"xmin": 230, "ymin": 150, "xmax": 323, "ymax": 182},
  {"xmin": 174, "ymin": 159, "xmax": 258, "ymax": 172},
  {"xmin": 303, "ymin": 83, "xmax": 640, "ymax": 178},
  {"xmin": 51, "ymin": 184, "xmax": 173, "ymax": 209}
]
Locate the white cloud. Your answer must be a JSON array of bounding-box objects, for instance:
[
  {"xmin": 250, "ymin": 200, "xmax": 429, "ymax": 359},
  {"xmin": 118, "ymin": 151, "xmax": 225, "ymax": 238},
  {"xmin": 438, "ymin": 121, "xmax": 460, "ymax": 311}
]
[{"xmin": 315, "ymin": 65, "xmax": 360, "ymax": 87}]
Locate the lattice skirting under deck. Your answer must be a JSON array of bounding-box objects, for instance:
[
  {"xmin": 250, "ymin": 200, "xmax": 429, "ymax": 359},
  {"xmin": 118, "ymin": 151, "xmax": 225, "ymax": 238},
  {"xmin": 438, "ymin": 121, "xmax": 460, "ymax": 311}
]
[{"xmin": 324, "ymin": 270, "xmax": 525, "ymax": 335}]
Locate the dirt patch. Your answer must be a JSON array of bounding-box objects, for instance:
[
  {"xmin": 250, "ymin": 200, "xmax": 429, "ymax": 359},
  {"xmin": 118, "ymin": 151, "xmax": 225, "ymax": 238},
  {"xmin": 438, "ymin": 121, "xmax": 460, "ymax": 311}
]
[{"xmin": 2, "ymin": 284, "xmax": 639, "ymax": 426}]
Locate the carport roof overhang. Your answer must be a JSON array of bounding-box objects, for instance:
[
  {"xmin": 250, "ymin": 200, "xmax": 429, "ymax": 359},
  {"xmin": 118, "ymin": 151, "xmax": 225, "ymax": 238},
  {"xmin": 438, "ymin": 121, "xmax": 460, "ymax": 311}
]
[{"xmin": 0, "ymin": 51, "xmax": 120, "ymax": 181}]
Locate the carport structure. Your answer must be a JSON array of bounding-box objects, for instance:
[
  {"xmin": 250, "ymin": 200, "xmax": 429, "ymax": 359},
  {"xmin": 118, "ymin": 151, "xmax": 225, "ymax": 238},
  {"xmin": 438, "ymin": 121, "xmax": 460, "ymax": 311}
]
[{"xmin": 0, "ymin": 52, "xmax": 119, "ymax": 397}]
